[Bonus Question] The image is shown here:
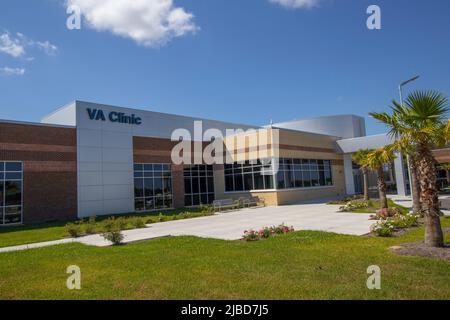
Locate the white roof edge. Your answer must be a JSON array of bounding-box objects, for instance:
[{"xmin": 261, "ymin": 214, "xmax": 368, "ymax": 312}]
[
  {"xmin": 273, "ymin": 114, "xmax": 365, "ymax": 125},
  {"xmin": 0, "ymin": 118, "xmax": 75, "ymax": 129},
  {"xmin": 270, "ymin": 125, "xmax": 342, "ymax": 139},
  {"xmin": 40, "ymin": 100, "xmax": 77, "ymax": 121},
  {"xmin": 74, "ymin": 100, "xmax": 261, "ymax": 130},
  {"xmin": 336, "ymin": 133, "xmax": 389, "ymax": 143}
]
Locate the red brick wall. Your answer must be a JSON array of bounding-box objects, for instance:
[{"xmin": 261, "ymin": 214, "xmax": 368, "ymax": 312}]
[
  {"xmin": 133, "ymin": 136, "xmax": 186, "ymax": 209},
  {"xmin": 0, "ymin": 122, "xmax": 77, "ymax": 223},
  {"xmin": 133, "ymin": 137, "xmax": 213, "ymax": 209}
]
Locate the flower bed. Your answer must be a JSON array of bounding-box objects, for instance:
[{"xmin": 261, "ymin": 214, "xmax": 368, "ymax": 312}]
[
  {"xmin": 243, "ymin": 224, "xmax": 295, "ymax": 241},
  {"xmin": 370, "ymin": 209, "xmax": 420, "ymax": 237}
]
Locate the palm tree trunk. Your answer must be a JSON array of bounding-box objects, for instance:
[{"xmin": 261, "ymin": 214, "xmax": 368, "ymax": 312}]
[
  {"xmin": 362, "ymin": 168, "xmax": 370, "ymax": 201},
  {"xmin": 417, "ymin": 143, "xmax": 444, "ymax": 247},
  {"xmin": 377, "ymin": 166, "xmax": 388, "ymax": 209},
  {"xmin": 409, "ymin": 156, "xmax": 422, "ymax": 215}
]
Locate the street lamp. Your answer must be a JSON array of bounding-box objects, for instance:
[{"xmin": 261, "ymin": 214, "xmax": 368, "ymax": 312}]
[
  {"xmin": 399, "ymin": 75, "xmax": 420, "ymax": 106},
  {"xmin": 398, "ymin": 75, "xmax": 420, "ymax": 197}
]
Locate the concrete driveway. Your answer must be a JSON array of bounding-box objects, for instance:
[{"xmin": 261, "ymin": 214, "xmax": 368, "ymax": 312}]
[{"xmin": 78, "ymin": 202, "xmax": 374, "ymax": 247}]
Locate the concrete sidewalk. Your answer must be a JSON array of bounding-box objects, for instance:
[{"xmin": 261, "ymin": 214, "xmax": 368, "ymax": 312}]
[
  {"xmin": 0, "ymin": 202, "xmax": 374, "ymax": 252},
  {"xmin": 76, "ymin": 203, "xmax": 373, "ymax": 247}
]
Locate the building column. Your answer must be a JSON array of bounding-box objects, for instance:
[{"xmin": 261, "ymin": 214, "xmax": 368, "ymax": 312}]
[
  {"xmin": 394, "ymin": 152, "xmax": 408, "ymax": 197},
  {"xmin": 343, "ymin": 153, "xmax": 355, "ymax": 195},
  {"xmin": 172, "ymin": 165, "xmax": 185, "ymax": 208}
]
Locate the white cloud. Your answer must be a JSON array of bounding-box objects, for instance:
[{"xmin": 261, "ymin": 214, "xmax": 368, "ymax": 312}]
[
  {"xmin": 0, "ymin": 32, "xmax": 58, "ymax": 58},
  {"xmin": 66, "ymin": 0, "xmax": 198, "ymax": 47},
  {"xmin": 0, "ymin": 67, "xmax": 26, "ymax": 76},
  {"xmin": 0, "ymin": 33, "xmax": 26, "ymax": 58},
  {"xmin": 37, "ymin": 41, "xmax": 58, "ymax": 55},
  {"xmin": 269, "ymin": 0, "xmax": 319, "ymax": 9}
]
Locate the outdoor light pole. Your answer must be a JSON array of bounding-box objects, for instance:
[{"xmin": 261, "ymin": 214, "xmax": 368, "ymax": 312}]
[
  {"xmin": 399, "ymin": 75, "xmax": 420, "ymax": 107},
  {"xmin": 398, "ymin": 75, "xmax": 420, "ymax": 197}
]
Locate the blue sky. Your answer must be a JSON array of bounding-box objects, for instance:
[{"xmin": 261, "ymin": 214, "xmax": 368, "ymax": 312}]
[{"xmin": 1, "ymin": 0, "xmax": 449, "ymax": 135}]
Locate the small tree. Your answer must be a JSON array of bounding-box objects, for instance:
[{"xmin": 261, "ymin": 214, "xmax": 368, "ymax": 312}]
[
  {"xmin": 366, "ymin": 146, "xmax": 397, "ymax": 209},
  {"xmin": 370, "ymin": 90, "xmax": 449, "ymax": 247},
  {"xmin": 352, "ymin": 149, "xmax": 373, "ymax": 201},
  {"xmin": 371, "ymin": 105, "xmax": 422, "ymax": 214}
]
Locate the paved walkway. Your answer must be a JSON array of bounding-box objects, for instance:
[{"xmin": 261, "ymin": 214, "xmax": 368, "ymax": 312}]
[
  {"xmin": 389, "ymin": 195, "xmax": 450, "ymax": 215},
  {"xmin": 0, "ymin": 201, "xmax": 374, "ymax": 252}
]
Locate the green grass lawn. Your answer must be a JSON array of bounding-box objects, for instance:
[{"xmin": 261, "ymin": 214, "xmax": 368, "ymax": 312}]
[
  {"xmin": 351, "ymin": 199, "xmax": 409, "ymax": 214},
  {"xmin": 0, "ymin": 208, "xmax": 213, "ymax": 248},
  {"xmin": 328, "ymin": 197, "xmax": 409, "ymax": 214},
  {"xmin": 0, "ymin": 217, "xmax": 448, "ymax": 300}
]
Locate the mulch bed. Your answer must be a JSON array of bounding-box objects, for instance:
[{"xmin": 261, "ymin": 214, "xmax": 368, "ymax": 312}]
[{"xmin": 389, "ymin": 228, "xmax": 450, "ymax": 261}]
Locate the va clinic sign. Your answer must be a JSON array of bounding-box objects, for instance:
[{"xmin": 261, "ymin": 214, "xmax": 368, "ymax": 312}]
[{"xmin": 87, "ymin": 108, "xmax": 142, "ymax": 125}]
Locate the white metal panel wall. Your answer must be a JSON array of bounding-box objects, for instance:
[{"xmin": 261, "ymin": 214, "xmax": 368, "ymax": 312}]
[
  {"xmin": 74, "ymin": 101, "xmax": 257, "ymax": 217},
  {"xmin": 272, "ymin": 115, "xmax": 366, "ymax": 139}
]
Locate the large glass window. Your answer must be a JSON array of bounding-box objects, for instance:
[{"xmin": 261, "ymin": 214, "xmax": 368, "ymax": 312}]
[
  {"xmin": 134, "ymin": 164, "xmax": 173, "ymax": 211},
  {"xmin": 224, "ymin": 158, "xmax": 333, "ymax": 192},
  {"xmin": 225, "ymin": 160, "xmax": 276, "ymax": 192},
  {"xmin": 1, "ymin": 162, "xmax": 23, "ymax": 225},
  {"xmin": 184, "ymin": 165, "xmax": 215, "ymax": 206}
]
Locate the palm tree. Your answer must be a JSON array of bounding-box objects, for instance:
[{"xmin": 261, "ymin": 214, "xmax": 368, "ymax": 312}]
[
  {"xmin": 370, "ymin": 90, "xmax": 449, "ymax": 247},
  {"xmin": 366, "ymin": 146, "xmax": 396, "ymax": 209},
  {"xmin": 352, "ymin": 149, "xmax": 373, "ymax": 201},
  {"xmin": 370, "ymin": 104, "xmax": 423, "ymax": 215}
]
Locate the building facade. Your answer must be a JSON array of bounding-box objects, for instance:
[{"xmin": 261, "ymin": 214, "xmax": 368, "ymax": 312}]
[{"xmin": 0, "ymin": 100, "xmax": 447, "ymax": 225}]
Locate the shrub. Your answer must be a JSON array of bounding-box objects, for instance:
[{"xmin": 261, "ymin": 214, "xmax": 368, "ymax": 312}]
[
  {"xmin": 102, "ymin": 217, "xmax": 118, "ymax": 232},
  {"xmin": 328, "ymin": 195, "xmax": 363, "ymax": 205},
  {"xmin": 115, "ymin": 217, "xmax": 127, "ymax": 230},
  {"xmin": 370, "ymin": 220, "xmax": 395, "ymax": 237},
  {"xmin": 259, "ymin": 227, "xmax": 271, "ymax": 239},
  {"xmin": 199, "ymin": 205, "xmax": 215, "ymax": 213},
  {"xmin": 339, "ymin": 200, "xmax": 369, "ymax": 212},
  {"xmin": 370, "ymin": 212, "xmax": 419, "ymax": 237},
  {"xmin": 84, "ymin": 216, "xmax": 97, "ymax": 234},
  {"xmin": 370, "ymin": 207, "xmax": 403, "ymax": 220},
  {"xmin": 242, "ymin": 224, "xmax": 295, "ymax": 241},
  {"xmin": 65, "ymin": 223, "xmax": 83, "ymax": 238},
  {"xmin": 270, "ymin": 223, "xmax": 295, "ymax": 235},
  {"xmin": 102, "ymin": 229, "xmax": 124, "ymax": 245},
  {"xmin": 130, "ymin": 217, "xmax": 146, "ymax": 229},
  {"xmin": 243, "ymin": 230, "xmax": 260, "ymax": 241},
  {"xmin": 390, "ymin": 213, "xmax": 419, "ymax": 229}
]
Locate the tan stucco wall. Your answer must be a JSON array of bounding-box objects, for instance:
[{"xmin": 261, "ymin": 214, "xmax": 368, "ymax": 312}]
[
  {"xmin": 213, "ymin": 164, "xmax": 346, "ymax": 206},
  {"xmin": 214, "ymin": 128, "xmax": 346, "ymax": 206}
]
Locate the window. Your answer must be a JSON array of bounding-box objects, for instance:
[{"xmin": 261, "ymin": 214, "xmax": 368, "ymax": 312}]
[
  {"xmin": 225, "ymin": 160, "xmax": 275, "ymax": 192},
  {"xmin": 276, "ymin": 158, "xmax": 333, "ymax": 189},
  {"xmin": 224, "ymin": 158, "xmax": 333, "ymax": 192},
  {"xmin": 184, "ymin": 165, "xmax": 215, "ymax": 206},
  {"xmin": 0, "ymin": 162, "xmax": 23, "ymax": 225},
  {"xmin": 134, "ymin": 164, "xmax": 173, "ymax": 211}
]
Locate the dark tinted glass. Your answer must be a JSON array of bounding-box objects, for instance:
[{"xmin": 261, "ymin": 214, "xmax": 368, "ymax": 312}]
[
  {"xmin": 134, "ymin": 179, "xmax": 144, "ymax": 197},
  {"xmin": 6, "ymin": 172, "xmax": 22, "ymax": 180},
  {"xmin": 5, "ymin": 181, "xmax": 21, "ymax": 206},
  {"xmin": 144, "ymin": 178, "xmax": 154, "ymax": 197},
  {"xmin": 5, "ymin": 162, "xmax": 22, "ymax": 171}
]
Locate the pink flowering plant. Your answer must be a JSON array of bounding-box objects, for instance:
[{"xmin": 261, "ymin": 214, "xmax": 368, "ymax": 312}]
[
  {"xmin": 369, "ymin": 207, "xmax": 403, "ymax": 220},
  {"xmin": 242, "ymin": 223, "xmax": 295, "ymax": 241},
  {"xmin": 243, "ymin": 230, "xmax": 260, "ymax": 241}
]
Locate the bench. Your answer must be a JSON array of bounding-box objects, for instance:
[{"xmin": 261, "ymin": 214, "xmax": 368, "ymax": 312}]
[
  {"xmin": 213, "ymin": 199, "xmax": 240, "ymax": 212},
  {"xmin": 239, "ymin": 196, "xmax": 266, "ymax": 208}
]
